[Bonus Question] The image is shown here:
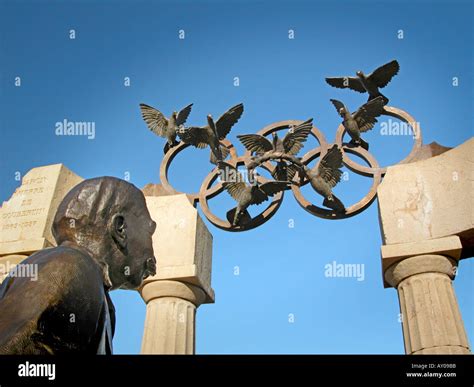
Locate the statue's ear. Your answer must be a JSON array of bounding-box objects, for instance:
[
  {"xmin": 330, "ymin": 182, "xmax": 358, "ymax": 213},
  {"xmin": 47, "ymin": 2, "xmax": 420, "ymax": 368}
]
[{"xmin": 111, "ymin": 214, "xmax": 127, "ymax": 249}]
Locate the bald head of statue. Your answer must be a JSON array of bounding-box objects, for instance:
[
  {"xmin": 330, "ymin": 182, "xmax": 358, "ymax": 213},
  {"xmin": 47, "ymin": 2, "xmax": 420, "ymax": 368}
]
[{"xmin": 52, "ymin": 177, "xmax": 157, "ymax": 290}]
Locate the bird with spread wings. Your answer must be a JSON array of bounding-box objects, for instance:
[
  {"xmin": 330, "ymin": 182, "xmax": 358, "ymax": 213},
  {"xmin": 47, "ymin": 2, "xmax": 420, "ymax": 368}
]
[
  {"xmin": 178, "ymin": 103, "xmax": 244, "ymax": 164},
  {"xmin": 325, "ymin": 60, "xmax": 399, "ymax": 104},
  {"xmin": 139, "ymin": 103, "xmax": 193, "ymax": 153},
  {"xmin": 219, "ymin": 162, "xmax": 290, "ymax": 226},
  {"xmin": 330, "ymin": 97, "xmax": 385, "ymax": 151},
  {"xmin": 303, "ymin": 144, "xmax": 345, "ymax": 213},
  {"xmin": 237, "ymin": 118, "xmax": 313, "ymax": 181}
]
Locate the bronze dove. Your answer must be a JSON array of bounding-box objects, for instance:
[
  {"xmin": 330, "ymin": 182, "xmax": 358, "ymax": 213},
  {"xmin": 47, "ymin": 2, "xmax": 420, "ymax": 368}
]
[
  {"xmin": 325, "ymin": 60, "xmax": 399, "ymax": 103},
  {"xmin": 238, "ymin": 118, "xmax": 313, "ymax": 181},
  {"xmin": 303, "ymin": 144, "xmax": 345, "ymax": 213},
  {"xmin": 139, "ymin": 103, "xmax": 193, "ymax": 153},
  {"xmin": 237, "ymin": 118, "xmax": 313, "ymax": 157},
  {"xmin": 178, "ymin": 103, "xmax": 244, "ymax": 164},
  {"xmin": 330, "ymin": 97, "xmax": 385, "ymax": 151},
  {"xmin": 272, "ymin": 161, "xmax": 301, "ymax": 182},
  {"xmin": 219, "ymin": 162, "xmax": 289, "ymax": 226}
]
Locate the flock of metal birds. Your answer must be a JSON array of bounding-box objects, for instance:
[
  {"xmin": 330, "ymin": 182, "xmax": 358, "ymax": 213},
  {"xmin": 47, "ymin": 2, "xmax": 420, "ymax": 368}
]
[{"xmin": 140, "ymin": 60, "xmax": 400, "ymax": 227}]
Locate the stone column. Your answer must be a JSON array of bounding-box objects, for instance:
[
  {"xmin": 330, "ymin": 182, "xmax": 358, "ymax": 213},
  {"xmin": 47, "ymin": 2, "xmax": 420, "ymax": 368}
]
[
  {"xmin": 385, "ymin": 253, "xmax": 470, "ymax": 354},
  {"xmin": 377, "ymin": 139, "xmax": 473, "ymax": 354},
  {"xmin": 141, "ymin": 280, "xmax": 206, "ymax": 354},
  {"xmin": 139, "ymin": 193, "xmax": 214, "ymax": 354}
]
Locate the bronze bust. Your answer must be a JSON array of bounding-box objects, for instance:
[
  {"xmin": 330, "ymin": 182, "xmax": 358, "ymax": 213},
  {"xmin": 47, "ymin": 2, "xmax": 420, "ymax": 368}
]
[{"xmin": 0, "ymin": 177, "xmax": 156, "ymax": 354}]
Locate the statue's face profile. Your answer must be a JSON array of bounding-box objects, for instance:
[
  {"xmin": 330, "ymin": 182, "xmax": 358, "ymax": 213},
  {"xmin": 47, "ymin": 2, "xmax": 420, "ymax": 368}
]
[
  {"xmin": 109, "ymin": 196, "xmax": 157, "ymax": 290},
  {"xmin": 52, "ymin": 177, "xmax": 157, "ymax": 291}
]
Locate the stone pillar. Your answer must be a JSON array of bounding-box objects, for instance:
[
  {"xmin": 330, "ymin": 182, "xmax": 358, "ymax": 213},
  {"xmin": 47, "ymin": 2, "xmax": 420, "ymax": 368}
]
[
  {"xmin": 378, "ymin": 139, "xmax": 473, "ymax": 354},
  {"xmin": 139, "ymin": 193, "xmax": 214, "ymax": 354},
  {"xmin": 384, "ymin": 253, "xmax": 470, "ymax": 354},
  {"xmin": 0, "ymin": 164, "xmax": 83, "ymax": 283},
  {"xmin": 141, "ymin": 280, "xmax": 206, "ymax": 354}
]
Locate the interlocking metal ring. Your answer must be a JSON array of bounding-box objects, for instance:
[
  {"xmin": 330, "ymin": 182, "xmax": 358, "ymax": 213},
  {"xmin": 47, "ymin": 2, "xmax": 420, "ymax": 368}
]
[
  {"xmin": 198, "ymin": 157, "xmax": 284, "ymax": 232},
  {"xmin": 157, "ymin": 106, "xmax": 422, "ymax": 230},
  {"xmin": 334, "ymin": 106, "xmax": 422, "ymax": 177},
  {"xmin": 292, "ymin": 145, "xmax": 382, "ymax": 219}
]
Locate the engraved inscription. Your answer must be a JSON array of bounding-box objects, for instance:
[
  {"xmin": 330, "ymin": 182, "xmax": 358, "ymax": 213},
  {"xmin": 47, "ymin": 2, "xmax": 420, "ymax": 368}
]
[
  {"xmin": 1, "ymin": 208, "xmax": 46, "ymax": 220},
  {"xmin": 14, "ymin": 187, "xmax": 44, "ymax": 196},
  {"xmin": 2, "ymin": 221, "xmax": 38, "ymax": 231},
  {"xmin": 22, "ymin": 176, "xmax": 47, "ymax": 186}
]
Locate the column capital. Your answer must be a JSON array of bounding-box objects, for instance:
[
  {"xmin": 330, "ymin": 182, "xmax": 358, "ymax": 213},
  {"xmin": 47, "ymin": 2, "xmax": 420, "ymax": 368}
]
[
  {"xmin": 140, "ymin": 280, "xmax": 206, "ymax": 307},
  {"xmin": 381, "ymin": 235, "xmax": 462, "ymax": 288},
  {"xmin": 384, "ymin": 254, "xmax": 456, "ymax": 288}
]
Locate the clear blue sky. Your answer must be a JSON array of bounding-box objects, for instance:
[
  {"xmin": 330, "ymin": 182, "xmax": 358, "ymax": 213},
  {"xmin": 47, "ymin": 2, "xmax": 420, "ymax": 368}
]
[{"xmin": 0, "ymin": 0, "xmax": 472, "ymax": 354}]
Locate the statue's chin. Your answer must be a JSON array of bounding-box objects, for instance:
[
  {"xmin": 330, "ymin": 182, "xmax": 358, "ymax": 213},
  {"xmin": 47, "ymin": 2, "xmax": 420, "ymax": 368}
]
[
  {"xmin": 118, "ymin": 280, "xmax": 140, "ymax": 290},
  {"xmin": 114, "ymin": 273, "xmax": 145, "ymax": 290},
  {"xmin": 111, "ymin": 261, "xmax": 154, "ymax": 290}
]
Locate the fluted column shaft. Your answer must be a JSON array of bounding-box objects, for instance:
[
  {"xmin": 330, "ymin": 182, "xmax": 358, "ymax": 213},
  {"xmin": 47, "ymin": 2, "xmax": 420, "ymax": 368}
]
[
  {"xmin": 140, "ymin": 280, "xmax": 206, "ymax": 354},
  {"xmin": 385, "ymin": 254, "xmax": 470, "ymax": 354}
]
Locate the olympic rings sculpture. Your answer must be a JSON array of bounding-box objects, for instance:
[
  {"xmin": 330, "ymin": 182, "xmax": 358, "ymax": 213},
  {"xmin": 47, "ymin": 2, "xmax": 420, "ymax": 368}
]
[{"xmin": 156, "ymin": 106, "xmax": 422, "ymax": 232}]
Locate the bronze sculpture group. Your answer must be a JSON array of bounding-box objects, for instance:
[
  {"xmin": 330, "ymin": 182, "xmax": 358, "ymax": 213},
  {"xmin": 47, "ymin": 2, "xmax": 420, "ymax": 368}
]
[
  {"xmin": 140, "ymin": 60, "xmax": 405, "ymax": 230},
  {"xmin": 0, "ymin": 59, "xmax": 423, "ymax": 354}
]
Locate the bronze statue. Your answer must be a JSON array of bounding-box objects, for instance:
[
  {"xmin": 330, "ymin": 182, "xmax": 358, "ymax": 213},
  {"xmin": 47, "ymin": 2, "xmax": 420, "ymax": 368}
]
[
  {"xmin": 148, "ymin": 58, "xmax": 433, "ymax": 228},
  {"xmin": 219, "ymin": 162, "xmax": 289, "ymax": 226},
  {"xmin": 139, "ymin": 102, "xmax": 193, "ymax": 153},
  {"xmin": 325, "ymin": 60, "xmax": 399, "ymax": 103},
  {"xmin": 303, "ymin": 145, "xmax": 345, "ymax": 212},
  {"xmin": 178, "ymin": 103, "xmax": 244, "ymax": 164},
  {"xmin": 330, "ymin": 97, "xmax": 385, "ymax": 150},
  {"xmin": 238, "ymin": 119, "xmax": 312, "ymax": 180},
  {"xmin": 238, "ymin": 119, "xmax": 313, "ymax": 158},
  {"xmin": 271, "ymin": 162, "xmax": 301, "ymax": 183},
  {"xmin": 0, "ymin": 177, "xmax": 156, "ymax": 354}
]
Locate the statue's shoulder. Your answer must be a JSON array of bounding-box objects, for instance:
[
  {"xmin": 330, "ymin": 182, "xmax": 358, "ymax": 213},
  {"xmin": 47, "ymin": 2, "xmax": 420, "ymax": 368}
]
[
  {"xmin": 19, "ymin": 245, "xmax": 104, "ymax": 293},
  {"xmin": 27, "ymin": 245, "xmax": 97, "ymax": 270}
]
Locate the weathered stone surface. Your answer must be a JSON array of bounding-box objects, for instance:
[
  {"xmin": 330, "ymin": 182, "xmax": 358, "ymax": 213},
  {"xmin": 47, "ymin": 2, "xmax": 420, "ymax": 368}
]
[
  {"xmin": 377, "ymin": 138, "xmax": 473, "ymax": 258},
  {"xmin": 139, "ymin": 193, "xmax": 214, "ymax": 354},
  {"xmin": 142, "ymin": 183, "xmax": 195, "ymax": 204},
  {"xmin": 404, "ymin": 141, "xmax": 452, "ymax": 163},
  {"xmin": 0, "ymin": 164, "xmax": 83, "ymax": 256},
  {"xmin": 141, "ymin": 280, "xmax": 206, "ymax": 354},
  {"xmin": 385, "ymin": 255, "xmax": 470, "ymax": 355},
  {"xmin": 142, "ymin": 183, "xmax": 175, "ymax": 197},
  {"xmin": 141, "ymin": 194, "xmax": 214, "ymax": 303},
  {"xmin": 381, "ymin": 235, "xmax": 462, "ymax": 283},
  {"xmin": 378, "ymin": 139, "xmax": 472, "ymax": 355}
]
